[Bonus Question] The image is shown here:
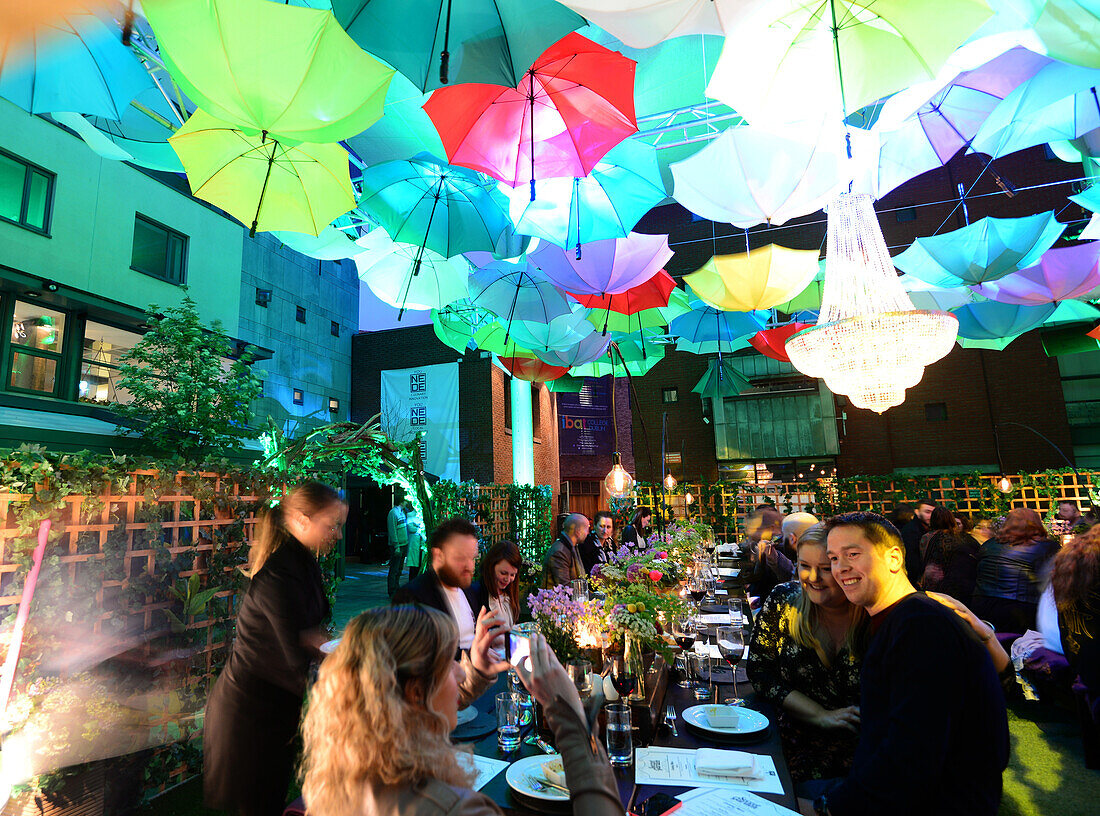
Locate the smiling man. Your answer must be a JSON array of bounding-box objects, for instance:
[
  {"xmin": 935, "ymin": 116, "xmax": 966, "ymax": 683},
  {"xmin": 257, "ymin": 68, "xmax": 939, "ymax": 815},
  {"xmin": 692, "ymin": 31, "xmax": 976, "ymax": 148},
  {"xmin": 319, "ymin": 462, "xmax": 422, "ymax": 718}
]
[{"xmin": 815, "ymin": 512, "xmax": 1008, "ymax": 816}]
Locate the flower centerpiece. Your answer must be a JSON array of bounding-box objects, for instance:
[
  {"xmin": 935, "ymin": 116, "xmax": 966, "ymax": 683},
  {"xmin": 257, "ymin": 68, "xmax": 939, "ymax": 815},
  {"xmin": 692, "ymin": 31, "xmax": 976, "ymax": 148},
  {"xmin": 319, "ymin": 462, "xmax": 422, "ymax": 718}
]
[
  {"xmin": 527, "ymin": 584, "xmax": 590, "ymax": 663},
  {"xmin": 660, "ymin": 520, "xmax": 715, "ymax": 576}
]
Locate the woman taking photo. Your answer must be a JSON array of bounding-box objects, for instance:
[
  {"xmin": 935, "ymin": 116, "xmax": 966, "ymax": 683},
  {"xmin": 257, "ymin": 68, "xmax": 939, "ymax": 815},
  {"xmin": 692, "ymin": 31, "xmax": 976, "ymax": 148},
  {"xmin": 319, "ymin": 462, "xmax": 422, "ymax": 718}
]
[
  {"xmin": 472, "ymin": 540, "xmax": 522, "ymax": 629},
  {"xmin": 972, "ymin": 507, "xmax": 1059, "ymax": 634},
  {"xmin": 300, "ymin": 605, "xmax": 622, "ymax": 816},
  {"xmin": 203, "ymin": 481, "xmax": 347, "ymax": 816}
]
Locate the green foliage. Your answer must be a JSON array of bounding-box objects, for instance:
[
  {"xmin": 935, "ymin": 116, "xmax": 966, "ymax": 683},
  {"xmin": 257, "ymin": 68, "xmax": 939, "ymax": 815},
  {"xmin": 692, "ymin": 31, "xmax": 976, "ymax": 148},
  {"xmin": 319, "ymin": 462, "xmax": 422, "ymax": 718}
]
[{"xmin": 114, "ymin": 293, "xmax": 263, "ymax": 462}]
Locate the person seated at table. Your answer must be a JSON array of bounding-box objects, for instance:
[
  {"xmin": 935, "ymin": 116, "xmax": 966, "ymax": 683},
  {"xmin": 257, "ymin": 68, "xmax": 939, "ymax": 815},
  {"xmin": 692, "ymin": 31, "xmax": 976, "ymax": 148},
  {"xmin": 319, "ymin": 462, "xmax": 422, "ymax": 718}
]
[
  {"xmin": 747, "ymin": 523, "xmax": 866, "ymax": 791},
  {"xmin": 918, "ymin": 506, "xmax": 979, "ymax": 604},
  {"xmin": 392, "ymin": 517, "xmax": 480, "ymax": 652},
  {"xmin": 472, "ymin": 540, "xmax": 522, "ymax": 632},
  {"xmin": 541, "ymin": 512, "xmax": 589, "ymax": 588},
  {"xmin": 621, "ymin": 506, "xmax": 652, "ymax": 547},
  {"xmin": 743, "ymin": 506, "xmax": 784, "ymax": 601},
  {"xmin": 761, "ymin": 512, "xmax": 819, "ymax": 583},
  {"xmin": 972, "ymin": 507, "xmax": 1058, "ymax": 635},
  {"xmin": 300, "ymin": 605, "xmax": 622, "ymax": 816},
  {"xmin": 1053, "ymin": 526, "xmax": 1100, "ymax": 720},
  {"xmin": 579, "ymin": 511, "xmax": 614, "ymax": 574}
]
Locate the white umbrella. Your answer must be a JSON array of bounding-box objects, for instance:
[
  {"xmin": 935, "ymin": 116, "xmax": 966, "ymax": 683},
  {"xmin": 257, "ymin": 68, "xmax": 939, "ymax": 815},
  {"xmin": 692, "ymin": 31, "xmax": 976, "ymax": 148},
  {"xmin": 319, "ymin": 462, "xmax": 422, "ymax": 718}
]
[
  {"xmin": 353, "ymin": 230, "xmax": 470, "ymax": 316},
  {"xmin": 557, "ymin": 0, "xmax": 760, "ymax": 49}
]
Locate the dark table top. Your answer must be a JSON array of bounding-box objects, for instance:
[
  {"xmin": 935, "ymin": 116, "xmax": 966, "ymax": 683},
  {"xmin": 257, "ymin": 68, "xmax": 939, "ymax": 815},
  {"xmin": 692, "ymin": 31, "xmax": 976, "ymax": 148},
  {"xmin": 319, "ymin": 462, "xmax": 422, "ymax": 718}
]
[{"xmin": 459, "ymin": 616, "xmax": 797, "ymax": 815}]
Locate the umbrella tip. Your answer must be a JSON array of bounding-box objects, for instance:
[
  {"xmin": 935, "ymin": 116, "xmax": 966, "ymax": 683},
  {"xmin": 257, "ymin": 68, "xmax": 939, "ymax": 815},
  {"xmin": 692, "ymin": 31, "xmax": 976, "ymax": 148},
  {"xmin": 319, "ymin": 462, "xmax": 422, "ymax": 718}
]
[
  {"xmin": 440, "ymin": 51, "xmax": 449, "ymax": 85},
  {"xmin": 249, "ymin": 221, "xmax": 258, "ymax": 238},
  {"xmin": 576, "ymin": 243, "xmax": 582, "ymax": 261},
  {"xmin": 530, "ymin": 179, "xmax": 536, "ymax": 202}
]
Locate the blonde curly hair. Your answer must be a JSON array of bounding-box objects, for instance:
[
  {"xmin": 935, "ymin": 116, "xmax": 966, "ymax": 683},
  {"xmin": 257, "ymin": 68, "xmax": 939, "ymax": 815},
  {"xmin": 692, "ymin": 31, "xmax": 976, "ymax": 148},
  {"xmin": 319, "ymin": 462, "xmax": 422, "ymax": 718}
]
[{"xmin": 300, "ymin": 605, "xmax": 474, "ymax": 814}]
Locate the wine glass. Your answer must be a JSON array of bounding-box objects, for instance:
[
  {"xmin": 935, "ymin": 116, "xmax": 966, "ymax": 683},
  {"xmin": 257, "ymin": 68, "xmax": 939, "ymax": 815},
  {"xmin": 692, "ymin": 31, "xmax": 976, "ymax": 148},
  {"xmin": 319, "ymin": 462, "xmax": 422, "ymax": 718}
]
[
  {"xmin": 688, "ymin": 570, "xmax": 706, "ymax": 611},
  {"xmin": 670, "ymin": 615, "xmax": 697, "ymax": 689},
  {"xmin": 716, "ymin": 625, "xmax": 746, "ymax": 706},
  {"xmin": 609, "ymin": 653, "xmax": 638, "ymax": 700}
]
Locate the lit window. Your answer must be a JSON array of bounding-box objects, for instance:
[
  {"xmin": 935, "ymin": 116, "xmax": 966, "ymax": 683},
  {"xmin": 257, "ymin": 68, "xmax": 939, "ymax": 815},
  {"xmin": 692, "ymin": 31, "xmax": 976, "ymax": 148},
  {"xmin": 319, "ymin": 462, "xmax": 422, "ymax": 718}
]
[
  {"xmin": 293, "ymin": 388, "xmax": 304, "ymax": 405},
  {"xmin": 328, "ymin": 397, "xmax": 339, "ymax": 413},
  {"xmin": 9, "ymin": 301, "xmax": 66, "ymax": 395},
  {"xmin": 80, "ymin": 321, "xmax": 142, "ymax": 405},
  {"xmin": 131, "ymin": 215, "xmax": 187, "ymax": 284},
  {"xmin": 662, "ymin": 387, "xmax": 679, "ymax": 404},
  {"xmin": 0, "ymin": 148, "xmax": 53, "ymax": 234}
]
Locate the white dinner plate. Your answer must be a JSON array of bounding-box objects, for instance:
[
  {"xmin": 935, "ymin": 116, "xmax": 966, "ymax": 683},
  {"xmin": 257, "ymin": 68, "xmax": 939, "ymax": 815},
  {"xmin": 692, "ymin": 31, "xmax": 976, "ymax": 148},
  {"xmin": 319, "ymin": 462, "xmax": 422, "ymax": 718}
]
[
  {"xmin": 455, "ymin": 705, "xmax": 478, "ymax": 726},
  {"xmin": 681, "ymin": 705, "xmax": 769, "ymax": 738},
  {"xmin": 505, "ymin": 754, "xmax": 569, "ymax": 802},
  {"xmin": 717, "ymin": 567, "xmax": 740, "ymax": 578},
  {"xmin": 320, "ymin": 638, "xmax": 341, "ymax": 654}
]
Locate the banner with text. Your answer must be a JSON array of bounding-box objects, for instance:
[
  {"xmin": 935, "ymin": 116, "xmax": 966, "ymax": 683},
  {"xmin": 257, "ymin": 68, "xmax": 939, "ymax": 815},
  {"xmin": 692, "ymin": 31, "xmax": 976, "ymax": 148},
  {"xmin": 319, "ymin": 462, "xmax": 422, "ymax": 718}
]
[
  {"xmin": 381, "ymin": 363, "xmax": 460, "ymax": 481},
  {"xmin": 558, "ymin": 377, "xmax": 612, "ymax": 455}
]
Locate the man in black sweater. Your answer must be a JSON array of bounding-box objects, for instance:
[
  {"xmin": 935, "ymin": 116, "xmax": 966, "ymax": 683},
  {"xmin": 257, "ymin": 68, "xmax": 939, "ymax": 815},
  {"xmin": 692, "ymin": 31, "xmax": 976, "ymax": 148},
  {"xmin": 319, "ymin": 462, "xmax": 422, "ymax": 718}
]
[
  {"xmin": 815, "ymin": 512, "xmax": 1008, "ymax": 816},
  {"xmin": 899, "ymin": 498, "xmax": 934, "ymax": 583}
]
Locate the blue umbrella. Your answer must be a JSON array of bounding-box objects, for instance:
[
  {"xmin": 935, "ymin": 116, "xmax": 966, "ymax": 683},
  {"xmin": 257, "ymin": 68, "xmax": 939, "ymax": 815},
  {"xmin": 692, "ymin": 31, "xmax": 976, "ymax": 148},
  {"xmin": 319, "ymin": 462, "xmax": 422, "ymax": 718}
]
[
  {"xmin": 503, "ymin": 139, "xmax": 667, "ymax": 257},
  {"xmin": 468, "ymin": 260, "xmax": 572, "ymax": 341},
  {"xmin": 0, "ymin": 10, "xmax": 153, "ymax": 119},
  {"xmin": 893, "ymin": 212, "xmax": 1066, "ymax": 287},
  {"xmin": 534, "ymin": 331, "xmax": 612, "ymax": 367},
  {"xmin": 951, "ymin": 301, "xmax": 1056, "ymax": 340},
  {"xmin": 669, "ymin": 302, "xmax": 768, "ymax": 352}
]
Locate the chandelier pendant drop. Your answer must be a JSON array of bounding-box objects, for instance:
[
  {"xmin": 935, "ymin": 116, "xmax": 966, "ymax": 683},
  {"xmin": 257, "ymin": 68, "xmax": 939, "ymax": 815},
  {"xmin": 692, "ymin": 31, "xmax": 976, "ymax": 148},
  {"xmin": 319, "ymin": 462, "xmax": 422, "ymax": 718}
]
[{"xmin": 785, "ymin": 193, "xmax": 958, "ymax": 413}]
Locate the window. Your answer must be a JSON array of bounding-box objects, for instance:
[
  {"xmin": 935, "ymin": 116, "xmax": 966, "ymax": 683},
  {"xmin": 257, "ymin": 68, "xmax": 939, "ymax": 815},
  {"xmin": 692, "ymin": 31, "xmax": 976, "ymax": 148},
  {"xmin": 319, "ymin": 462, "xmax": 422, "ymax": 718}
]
[
  {"xmin": 662, "ymin": 386, "xmax": 679, "ymax": 404},
  {"xmin": 895, "ymin": 207, "xmax": 917, "ymax": 223},
  {"xmin": 925, "ymin": 402, "xmax": 948, "ymax": 422},
  {"xmin": 80, "ymin": 321, "xmax": 142, "ymax": 404},
  {"xmin": 0, "ymin": 149, "xmax": 53, "ymax": 234},
  {"xmin": 9, "ymin": 301, "xmax": 66, "ymax": 395},
  {"xmin": 131, "ymin": 215, "xmax": 187, "ymax": 284},
  {"xmin": 328, "ymin": 397, "xmax": 339, "ymax": 413},
  {"xmin": 330, "ymin": 320, "xmax": 340, "ymax": 337},
  {"xmin": 296, "ymin": 306, "xmax": 306, "ymax": 323},
  {"xmin": 293, "ymin": 388, "xmax": 304, "ymax": 405},
  {"xmin": 256, "ymin": 288, "xmax": 272, "ymax": 307}
]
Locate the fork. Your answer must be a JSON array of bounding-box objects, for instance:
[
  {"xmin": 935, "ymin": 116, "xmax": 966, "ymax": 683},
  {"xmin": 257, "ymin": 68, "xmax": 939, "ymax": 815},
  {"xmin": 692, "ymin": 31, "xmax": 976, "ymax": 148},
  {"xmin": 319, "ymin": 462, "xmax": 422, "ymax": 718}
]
[
  {"xmin": 526, "ymin": 775, "xmax": 569, "ymax": 795},
  {"xmin": 665, "ymin": 703, "xmax": 679, "ymax": 737}
]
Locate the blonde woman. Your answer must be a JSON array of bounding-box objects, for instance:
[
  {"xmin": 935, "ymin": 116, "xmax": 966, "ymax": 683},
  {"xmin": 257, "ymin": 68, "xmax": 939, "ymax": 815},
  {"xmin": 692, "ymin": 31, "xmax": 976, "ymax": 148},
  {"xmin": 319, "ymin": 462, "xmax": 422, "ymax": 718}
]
[
  {"xmin": 204, "ymin": 481, "xmax": 347, "ymax": 815},
  {"xmin": 301, "ymin": 605, "xmax": 623, "ymax": 816},
  {"xmin": 747, "ymin": 523, "xmax": 866, "ymax": 789}
]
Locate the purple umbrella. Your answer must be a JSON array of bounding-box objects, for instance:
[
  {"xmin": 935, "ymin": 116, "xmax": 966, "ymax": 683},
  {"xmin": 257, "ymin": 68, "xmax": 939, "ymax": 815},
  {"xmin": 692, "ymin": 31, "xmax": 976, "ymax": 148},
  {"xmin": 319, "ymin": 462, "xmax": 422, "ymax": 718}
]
[
  {"xmin": 971, "ymin": 242, "xmax": 1100, "ymax": 305},
  {"xmin": 534, "ymin": 331, "xmax": 612, "ymax": 367},
  {"xmin": 528, "ymin": 231, "xmax": 673, "ymax": 296}
]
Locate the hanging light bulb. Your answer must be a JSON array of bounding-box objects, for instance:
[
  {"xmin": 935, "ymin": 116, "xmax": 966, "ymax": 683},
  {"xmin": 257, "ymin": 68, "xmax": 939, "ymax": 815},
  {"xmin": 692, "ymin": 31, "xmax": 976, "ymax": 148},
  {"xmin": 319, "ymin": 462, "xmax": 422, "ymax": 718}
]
[
  {"xmin": 998, "ymin": 476, "xmax": 1013, "ymax": 493},
  {"xmin": 605, "ymin": 452, "xmax": 634, "ymax": 498},
  {"xmin": 685, "ymin": 492, "xmax": 694, "ymax": 505},
  {"xmin": 664, "ymin": 472, "xmax": 677, "ymax": 491},
  {"xmin": 785, "ymin": 193, "xmax": 958, "ymax": 412}
]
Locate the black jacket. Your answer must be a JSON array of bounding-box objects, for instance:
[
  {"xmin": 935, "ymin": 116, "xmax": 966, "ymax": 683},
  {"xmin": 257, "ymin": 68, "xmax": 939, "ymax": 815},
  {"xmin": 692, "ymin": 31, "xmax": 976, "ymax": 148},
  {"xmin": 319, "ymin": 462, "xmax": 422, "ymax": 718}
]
[
  {"xmin": 392, "ymin": 569, "xmax": 480, "ymax": 616},
  {"xmin": 900, "ymin": 518, "xmax": 928, "ymax": 583},
  {"xmin": 578, "ymin": 533, "xmax": 607, "ymax": 575}
]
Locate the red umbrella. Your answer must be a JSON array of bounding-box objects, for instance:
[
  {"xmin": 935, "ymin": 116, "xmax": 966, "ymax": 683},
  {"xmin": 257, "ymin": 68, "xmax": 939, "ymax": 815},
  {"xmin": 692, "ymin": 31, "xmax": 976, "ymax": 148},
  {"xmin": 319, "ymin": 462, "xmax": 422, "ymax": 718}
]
[
  {"xmin": 499, "ymin": 355, "xmax": 569, "ymax": 382},
  {"xmin": 567, "ymin": 269, "xmax": 676, "ymax": 313},
  {"xmin": 750, "ymin": 323, "xmax": 814, "ymax": 362},
  {"xmin": 423, "ymin": 32, "xmax": 637, "ymax": 200}
]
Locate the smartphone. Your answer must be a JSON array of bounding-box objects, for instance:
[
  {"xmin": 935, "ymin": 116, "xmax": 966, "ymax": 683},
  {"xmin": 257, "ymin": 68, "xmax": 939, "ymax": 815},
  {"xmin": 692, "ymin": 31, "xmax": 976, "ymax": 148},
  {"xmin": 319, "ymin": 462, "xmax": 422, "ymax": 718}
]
[
  {"xmin": 631, "ymin": 793, "xmax": 682, "ymax": 816},
  {"xmin": 505, "ymin": 632, "xmax": 531, "ymax": 667}
]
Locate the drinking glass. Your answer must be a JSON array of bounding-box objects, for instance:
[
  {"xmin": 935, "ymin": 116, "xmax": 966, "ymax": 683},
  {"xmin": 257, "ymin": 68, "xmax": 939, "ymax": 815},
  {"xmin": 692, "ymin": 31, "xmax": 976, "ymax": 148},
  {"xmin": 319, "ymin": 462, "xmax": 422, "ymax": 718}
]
[
  {"xmin": 716, "ymin": 625, "xmax": 746, "ymax": 706},
  {"xmin": 605, "ymin": 703, "xmax": 633, "ymax": 767},
  {"xmin": 670, "ymin": 615, "xmax": 697, "ymax": 689},
  {"xmin": 496, "ymin": 691, "xmax": 523, "ymax": 752},
  {"xmin": 703, "ymin": 571, "xmax": 718, "ymax": 604},
  {"xmin": 684, "ymin": 651, "xmax": 711, "ymax": 701},
  {"xmin": 728, "ymin": 598, "xmax": 748, "ymax": 629},
  {"xmin": 609, "ymin": 653, "xmax": 638, "ymax": 700},
  {"xmin": 567, "ymin": 659, "xmax": 593, "ymax": 701},
  {"xmin": 687, "ymin": 570, "xmax": 706, "ymax": 611},
  {"xmin": 571, "ymin": 577, "xmax": 589, "ymax": 603}
]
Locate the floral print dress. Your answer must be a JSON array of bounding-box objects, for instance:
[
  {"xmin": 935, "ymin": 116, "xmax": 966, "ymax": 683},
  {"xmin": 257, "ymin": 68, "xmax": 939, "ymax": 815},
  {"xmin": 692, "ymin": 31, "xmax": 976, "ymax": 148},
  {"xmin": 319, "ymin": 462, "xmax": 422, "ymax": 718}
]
[{"xmin": 747, "ymin": 581, "xmax": 863, "ymax": 782}]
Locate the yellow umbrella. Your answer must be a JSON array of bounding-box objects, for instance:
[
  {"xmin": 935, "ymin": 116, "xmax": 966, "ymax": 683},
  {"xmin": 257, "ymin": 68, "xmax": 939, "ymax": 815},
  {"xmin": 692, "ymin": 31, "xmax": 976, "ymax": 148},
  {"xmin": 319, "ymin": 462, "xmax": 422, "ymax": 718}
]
[{"xmin": 683, "ymin": 244, "xmax": 820, "ymax": 312}]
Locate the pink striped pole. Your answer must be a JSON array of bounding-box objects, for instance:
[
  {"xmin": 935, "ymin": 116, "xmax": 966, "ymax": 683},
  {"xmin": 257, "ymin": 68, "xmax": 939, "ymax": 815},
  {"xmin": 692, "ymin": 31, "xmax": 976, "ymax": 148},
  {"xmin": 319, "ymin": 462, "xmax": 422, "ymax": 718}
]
[{"xmin": 0, "ymin": 519, "xmax": 51, "ymax": 718}]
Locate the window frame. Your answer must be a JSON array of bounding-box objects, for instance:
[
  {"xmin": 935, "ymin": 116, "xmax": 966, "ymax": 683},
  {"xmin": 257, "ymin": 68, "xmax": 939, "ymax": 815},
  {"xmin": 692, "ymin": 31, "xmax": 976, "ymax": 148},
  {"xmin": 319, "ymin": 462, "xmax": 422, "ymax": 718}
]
[
  {"xmin": 0, "ymin": 147, "xmax": 55, "ymax": 236},
  {"xmin": 78, "ymin": 318, "xmax": 144, "ymax": 405},
  {"xmin": 662, "ymin": 386, "xmax": 679, "ymax": 404},
  {"xmin": 292, "ymin": 388, "xmax": 304, "ymax": 406},
  {"xmin": 330, "ymin": 320, "xmax": 339, "ymax": 337},
  {"xmin": 3, "ymin": 297, "xmax": 74, "ymax": 398},
  {"xmin": 296, "ymin": 305, "xmax": 306, "ymax": 324},
  {"xmin": 130, "ymin": 213, "xmax": 188, "ymax": 285}
]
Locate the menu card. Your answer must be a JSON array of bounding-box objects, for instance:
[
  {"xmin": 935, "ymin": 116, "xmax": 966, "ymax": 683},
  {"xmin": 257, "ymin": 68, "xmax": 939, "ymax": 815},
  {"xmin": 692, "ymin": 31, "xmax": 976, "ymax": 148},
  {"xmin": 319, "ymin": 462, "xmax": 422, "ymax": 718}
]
[{"xmin": 633, "ymin": 747, "xmax": 784, "ymax": 794}]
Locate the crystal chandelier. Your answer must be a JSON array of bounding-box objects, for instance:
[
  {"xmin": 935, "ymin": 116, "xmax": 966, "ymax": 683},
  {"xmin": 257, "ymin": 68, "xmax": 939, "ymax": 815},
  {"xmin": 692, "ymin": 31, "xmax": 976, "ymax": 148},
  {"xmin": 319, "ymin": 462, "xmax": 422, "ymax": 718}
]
[{"xmin": 785, "ymin": 193, "xmax": 958, "ymax": 413}]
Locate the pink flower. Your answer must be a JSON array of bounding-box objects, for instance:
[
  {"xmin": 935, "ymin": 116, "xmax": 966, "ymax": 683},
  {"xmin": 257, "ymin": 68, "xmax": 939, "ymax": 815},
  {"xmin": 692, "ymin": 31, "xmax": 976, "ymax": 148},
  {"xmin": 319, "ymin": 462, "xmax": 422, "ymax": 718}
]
[
  {"xmin": 657, "ymin": 551, "xmax": 668, "ymax": 559},
  {"xmin": 649, "ymin": 570, "xmax": 663, "ymax": 582}
]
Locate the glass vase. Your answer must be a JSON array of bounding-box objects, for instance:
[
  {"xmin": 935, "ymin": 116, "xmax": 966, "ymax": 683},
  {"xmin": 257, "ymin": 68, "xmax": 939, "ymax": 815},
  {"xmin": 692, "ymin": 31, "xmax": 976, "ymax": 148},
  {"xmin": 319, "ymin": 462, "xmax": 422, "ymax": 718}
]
[{"xmin": 624, "ymin": 632, "xmax": 646, "ymax": 702}]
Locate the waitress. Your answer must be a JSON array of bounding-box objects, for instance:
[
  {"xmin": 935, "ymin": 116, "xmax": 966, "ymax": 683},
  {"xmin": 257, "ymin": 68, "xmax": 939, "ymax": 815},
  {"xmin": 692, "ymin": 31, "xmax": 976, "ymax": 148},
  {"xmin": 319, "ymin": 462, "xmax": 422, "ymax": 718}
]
[{"xmin": 203, "ymin": 480, "xmax": 347, "ymax": 816}]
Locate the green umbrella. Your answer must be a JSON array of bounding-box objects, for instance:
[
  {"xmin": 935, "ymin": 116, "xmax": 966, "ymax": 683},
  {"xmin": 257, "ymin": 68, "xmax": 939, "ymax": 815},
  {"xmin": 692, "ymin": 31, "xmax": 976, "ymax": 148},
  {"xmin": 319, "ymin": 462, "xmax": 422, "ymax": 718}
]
[
  {"xmin": 432, "ymin": 301, "xmax": 494, "ymax": 353},
  {"xmin": 353, "ymin": 229, "xmax": 470, "ymax": 316},
  {"xmin": 585, "ymin": 287, "xmax": 690, "ymax": 334},
  {"xmin": 570, "ymin": 334, "xmax": 665, "ymax": 378},
  {"xmin": 143, "ymin": 0, "xmax": 394, "ymax": 142},
  {"xmin": 692, "ymin": 358, "xmax": 751, "ymax": 400},
  {"xmin": 168, "ymin": 110, "xmax": 355, "ymax": 237},
  {"xmin": 545, "ymin": 375, "xmax": 586, "ymax": 393}
]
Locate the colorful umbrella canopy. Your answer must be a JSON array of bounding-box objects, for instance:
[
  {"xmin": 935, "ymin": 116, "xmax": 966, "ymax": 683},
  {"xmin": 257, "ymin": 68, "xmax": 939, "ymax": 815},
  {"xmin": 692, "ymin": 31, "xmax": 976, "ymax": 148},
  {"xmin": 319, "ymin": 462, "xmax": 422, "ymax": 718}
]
[
  {"xmin": 972, "ymin": 60, "xmax": 1100, "ymax": 159},
  {"xmin": 331, "ymin": 0, "xmax": 584, "ymax": 91},
  {"xmin": 559, "ymin": 0, "xmax": 751, "ymax": 49},
  {"xmin": 0, "ymin": 1, "xmax": 111, "ymax": 48},
  {"xmin": 497, "ymin": 355, "xmax": 569, "ymax": 382},
  {"xmin": 1029, "ymin": 0, "xmax": 1100, "ymax": 71},
  {"xmin": 684, "ymin": 244, "xmax": 821, "ymax": 312},
  {"xmin": 971, "ymin": 243, "xmax": 1100, "ymax": 305},
  {"xmin": 692, "ymin": 357, "xmax": 751, "ymax": 400},
  {"xmin": 951, "ymin": 301, "xmax": 1057, "ymax": 340},
  {"xmin": 570, "ymin": 336, "xmax": 666, "ymax": 377},
  {"xmin": 273, "ymin": 226, "xmax": 361, "ymax": 261},
  {"xmin": 705, "ymin": 0, "xmax": 991, "ymax": 133},
  {"xmin": 468, "ymin": 260, "xmax": 572, "ymax": 329},
  {"xmin": 353, "ymin": 229, "xmax": 471, "ymax": 316},
  {"xmin": 423, "ymin": 33, "xmax": 637, "ymax": 197},
  {"xmin": 506, "ymin": 303, "xmax": 597, "ymax": 352},
  {"xmin": 358, "ymin": 155, "xmax": 518, "ymax": 259},
  {"xmin": 0, "ymin": 10, "xmax": 153, "ymax": 119},
  {"xmin": 504, "ymin": 139, "xmax": 666, "ymax": 254},
  {"xmin": 168, "ymin": 110, "xmax": 355, "ymax": 237},
  {"xmin": 905, "ymin": 286, "xmax": 975, "ymax": 313},
  {"xmin": 569, "ymin": 268, "xmax": 677, "ymax": 315},
  {"xmin": 529, "ymin": 231, "xmax": 672, "ymax": 297},
  {"xmin": 432, "ymin": 301, "xmax": 495, "ymax": 352},
  {"xmin": 545, "ymin": 374, "xmax": 586, "ymax": 392},
  {"xmin": 583, "ymin": 286, "xmax": 690, "ymax": 335},
  {"xmin": 893, "ymin": 212, "xmax": 1067, "ymax": 288},
  {"xmin": 670, "ymin": 126, "xmax": 842, "ymax": 228},
  {"xmin": 873, "ymin": 47, "xmax": 1051, "ymax": 196},
  {"xmin": 774, "ymin": 274, "xmax": 825, "ymax": 315},
  {"xmin": 669, "ymin": 303, "xmax": 768, "ymax": 349},
  {"xmin": 143, "ymin": 0, "xmax": 394, "ymax": 142},
  {"xmin": 749, "ymin": 323, "xmax": 814, "ymax": 362},
  {"xmin": 533, "ymin": 331, "xmax": 612, "ymax": 367}
]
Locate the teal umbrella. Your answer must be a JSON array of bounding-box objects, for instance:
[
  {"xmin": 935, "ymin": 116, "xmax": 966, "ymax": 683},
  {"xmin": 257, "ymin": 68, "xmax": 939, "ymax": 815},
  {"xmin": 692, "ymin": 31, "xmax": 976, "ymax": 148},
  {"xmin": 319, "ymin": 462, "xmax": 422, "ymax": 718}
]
[
  {"xmin": 359, "ymin": 154, "xmax": 519, "ymax": 261},
  {"xmin": 692, "ymin": 357, "xmax": 751, "ymax": 400},
  {"xmin": 332, "ymin": 0, "xmax": 584, "ymax": 91},
  {"xmin": 893, "ymin": 212, "xmax": 1067, "ymax": 287},
  {"xmin": 0, "ymin": 10, "xmax": 153, "ymax": 119},
  {"xmin": 432, "ymin": 301, "xmax": 494, "ymax": 352}
]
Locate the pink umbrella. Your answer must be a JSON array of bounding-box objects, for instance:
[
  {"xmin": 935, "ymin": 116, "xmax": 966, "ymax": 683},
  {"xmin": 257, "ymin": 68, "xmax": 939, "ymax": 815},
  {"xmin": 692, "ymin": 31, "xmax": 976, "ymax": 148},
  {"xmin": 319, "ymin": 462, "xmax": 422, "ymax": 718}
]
[
  {"xmin": 423, "ymin": 32, "xmax": 638, "ymax": 200},
  {"xmin": 529, "ymin": 231, "xmax": 673, "ymax": 296},
  {"xmin": 971, "ymin": 242, "xmax": 1100, "ymax": 305}
]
